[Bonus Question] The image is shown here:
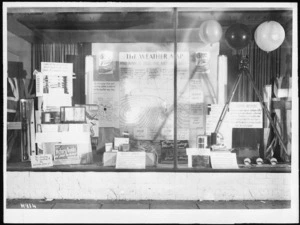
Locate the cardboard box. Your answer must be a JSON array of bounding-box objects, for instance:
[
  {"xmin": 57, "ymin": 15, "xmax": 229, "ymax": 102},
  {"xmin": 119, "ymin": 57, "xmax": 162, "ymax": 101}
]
[
  {"xmin": 37, "ymin": 142, "xmax": 93, "ymax": 165},
  {"xmin": 186, "ymin": 148, "xmax": 210, "ymax": 168},
  {"xmin": 105, "ymin": 143, "xmax": 113, "ymax": 152},
  {"xmin": 103, "ymin": 152, "xmax": 117, "ymax": 166},
  {"xmin": 192, "ymin": 155, "xmax": 210, "ymax": 168}
]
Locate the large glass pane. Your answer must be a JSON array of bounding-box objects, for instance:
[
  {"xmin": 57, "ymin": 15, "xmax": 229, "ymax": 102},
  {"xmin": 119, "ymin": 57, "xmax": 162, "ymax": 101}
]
[
  {"xmin": 176, "ymin": 8, "xmax": 293, "ymax": 170},
  {"xmin": 5, "ymin": 5, "xmax": 294, "ymax": 171},
  {"xmin": 6, "ymin": 7, "xmax": 179, "ymax": 170},
  {"xmin": 85, "ymin": 8, "xmax": 177, "ymax": 170}
]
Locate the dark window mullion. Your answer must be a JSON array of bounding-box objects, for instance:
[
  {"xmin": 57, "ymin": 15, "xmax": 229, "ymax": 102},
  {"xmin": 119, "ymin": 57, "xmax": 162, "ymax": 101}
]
[{"xmin": 173, "ymin": 7, "xmax": 178, "ymax": 169}]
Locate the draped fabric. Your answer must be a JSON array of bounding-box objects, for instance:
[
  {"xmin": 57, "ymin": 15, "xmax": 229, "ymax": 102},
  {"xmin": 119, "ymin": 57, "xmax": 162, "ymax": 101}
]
[
  {"xmin": 32, "ymin": 43, "xmax": 78, "ymax": 71},
  {"xmin": 232, "ymin": 41, "xmax": 281, "ymax": 102}
]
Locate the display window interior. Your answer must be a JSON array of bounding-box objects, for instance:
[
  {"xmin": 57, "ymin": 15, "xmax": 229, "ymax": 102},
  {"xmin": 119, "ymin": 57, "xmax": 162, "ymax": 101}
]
[{"xmin": 5, "ymin": 7, "xmax": 294, "ymax": 171}]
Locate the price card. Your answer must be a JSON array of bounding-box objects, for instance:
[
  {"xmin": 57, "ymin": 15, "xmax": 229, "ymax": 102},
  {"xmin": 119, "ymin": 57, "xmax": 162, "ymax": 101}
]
[
  {"xmin": 31, "ymin": 154, "xmax": 53, "ymax": 168},
  {"xmin": 116, "ymin": 152, "xmax": 146, "ymax": 169}
]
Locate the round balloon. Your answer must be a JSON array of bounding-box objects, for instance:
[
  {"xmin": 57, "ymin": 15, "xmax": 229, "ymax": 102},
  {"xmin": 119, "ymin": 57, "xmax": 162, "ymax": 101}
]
[
  {"xmin": 254, "ymin": 21, "xmax": 285, "ymax": 52},
  {"xmin": 225, "ymin": 23, "xmax": 251, "ymax": 50},
  {"xmin": 199, "ymin": 20, "xmax": 223, "ymax": 44}
]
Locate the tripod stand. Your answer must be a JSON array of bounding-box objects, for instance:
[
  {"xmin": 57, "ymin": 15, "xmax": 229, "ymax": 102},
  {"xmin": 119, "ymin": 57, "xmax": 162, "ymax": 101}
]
[{"xmin": 214, "ymin": 56, "xmax": 288, "ymax": 157}]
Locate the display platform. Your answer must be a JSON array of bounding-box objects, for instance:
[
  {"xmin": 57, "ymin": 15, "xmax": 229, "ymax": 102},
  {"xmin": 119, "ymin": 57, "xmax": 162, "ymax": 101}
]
[{"xmin": 6, "ymin": 161, "xmax": 291, "ymax": 172}]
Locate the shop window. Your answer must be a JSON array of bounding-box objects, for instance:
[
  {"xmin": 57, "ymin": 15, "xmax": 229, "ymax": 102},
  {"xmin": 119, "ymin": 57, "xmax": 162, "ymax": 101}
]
[{"xmin": 5, "ymin": 6, "xmax": 294, "ymax": 172}]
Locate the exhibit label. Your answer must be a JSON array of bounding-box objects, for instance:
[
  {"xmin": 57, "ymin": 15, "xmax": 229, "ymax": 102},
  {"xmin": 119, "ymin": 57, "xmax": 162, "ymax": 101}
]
[
  {"xmin": 116, "ymin": 152, "xmax": 146, "ymax": 169},
  {"xmin": 54, "ymin": 144, "xmax": 78, "ymax": 160},
  {"xmin": 31, "ymin": 154, "xmax": 53, "ymax": 168},
  {"xmin": 210, "ymin": 152, "xmax": 239, "ymax": 169}
]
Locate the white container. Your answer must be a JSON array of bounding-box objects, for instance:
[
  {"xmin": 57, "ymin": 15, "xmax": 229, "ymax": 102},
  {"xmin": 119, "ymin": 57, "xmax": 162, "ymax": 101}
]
[{"xmin": 105, "ymin": 143, "xmax": 113, "ymax": 152}]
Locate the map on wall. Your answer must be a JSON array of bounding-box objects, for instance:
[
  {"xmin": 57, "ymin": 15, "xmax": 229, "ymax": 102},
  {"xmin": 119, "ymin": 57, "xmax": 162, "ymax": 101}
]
[
  {"xmin": 118, "ymin": 52, "xmax": 189, "ymax": 140},
  {"xmin": 88, "ymin": 43, "xmax": 220, "ymax": 145}
]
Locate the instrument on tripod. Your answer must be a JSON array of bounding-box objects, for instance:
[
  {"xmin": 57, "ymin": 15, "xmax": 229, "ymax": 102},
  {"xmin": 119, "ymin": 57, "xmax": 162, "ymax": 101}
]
[{"xmin": 213, "ymin": 56, "xmax": 288, "ymax": 159}]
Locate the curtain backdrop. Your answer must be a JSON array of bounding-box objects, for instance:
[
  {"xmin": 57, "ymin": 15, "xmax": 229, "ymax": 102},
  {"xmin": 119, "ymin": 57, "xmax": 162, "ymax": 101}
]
[
  {"xmin": 32, "ymin": 43, "xmax": 91, "ymax": 104},
  {"xmin": 229, "ymin": 41, "xmax": 281, "ymax": 102},
  {"xmin": 32, "ymin": 43, "xmax": 78, "ymax": 71}
]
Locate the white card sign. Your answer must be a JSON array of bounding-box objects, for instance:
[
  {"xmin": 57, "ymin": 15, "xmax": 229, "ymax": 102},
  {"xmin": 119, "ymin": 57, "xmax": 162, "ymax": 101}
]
[
  {"xmin": 54, "ymin": 144, "xmax": 78, "ymax": 161},
  {"xmin": 186, "ymin": 148, "xmax": 210, "ymax": 156},
  {"xmin": 210, "ymin": 152, "xmax": 239, "ymax": 169},
  {"xmin": 31, "ymin": 154, "xmax": 53, "ymax": 168},
  {"xmin": 116, "ymin": 152, "xmax": 146, "ymax": 169},
  {"xmin": 229, "ymin": 102, "xmax": 263, "ymax": 128},
  {"xmin": 41, "ymin": 62, "xmax": 73, "ymax": 76},
  {"xmin": 114, "ymin": 137, "xmax": 129, "ymax": 148}
]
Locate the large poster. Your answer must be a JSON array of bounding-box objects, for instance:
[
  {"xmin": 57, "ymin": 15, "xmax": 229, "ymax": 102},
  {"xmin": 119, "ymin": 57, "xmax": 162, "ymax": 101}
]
[
  {"xmin": 89, "ymin": 43, "xmax": 219, "ymax": 146},
  {"xmin": 119, "ymin": 52, "xmax": 189, "ymax": 140}
]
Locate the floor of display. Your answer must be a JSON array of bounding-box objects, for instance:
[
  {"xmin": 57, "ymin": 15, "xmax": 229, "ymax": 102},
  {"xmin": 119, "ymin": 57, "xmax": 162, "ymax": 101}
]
[
  {"xmin": 6, "ymin": 161, "xmax": 291, "ymax": 172},
  {"xmin": 6, "ymin": 199, "xmax": 291, "ymax": 209},
  {"xmin": 6, "ymin": 150, "xmax": 291, "ymax": 172}
]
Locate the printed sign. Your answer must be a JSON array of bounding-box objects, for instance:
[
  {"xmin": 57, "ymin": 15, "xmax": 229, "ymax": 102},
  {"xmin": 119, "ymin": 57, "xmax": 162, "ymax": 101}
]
[
  {"xmin": 54, "ymin": 144, "xmax": 78, "ymax": 160},
  {"xmin": 210, "ymin": 152, "xmax": 239, "ymax": 169},
  {"xmin": 31, "ymin": 154, "xmax": 53, "ymax": 168},
  {"xmin": 114, "ymin": 137, "xmax": 129, "ymax": 148},
  {"xmin": 116, "ymin": 152, "xmax": 146, "ymax": 169},
  {"xmin": 229, "ymin": 102, "xmax": 263, "ymax": 128},
  {"xmin": 40, "ymin": 62, "xmax": 73, "ymax": 95}
]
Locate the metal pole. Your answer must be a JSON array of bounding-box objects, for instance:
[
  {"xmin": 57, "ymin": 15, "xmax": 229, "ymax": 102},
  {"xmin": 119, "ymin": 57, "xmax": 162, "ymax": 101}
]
[
  {"xmin": 214, "ymin": 70, "xmax": 243, "ymax": 134},
  {"xmin": 173, "ymin": 7, "xmax": 178, "ymax": 169}
]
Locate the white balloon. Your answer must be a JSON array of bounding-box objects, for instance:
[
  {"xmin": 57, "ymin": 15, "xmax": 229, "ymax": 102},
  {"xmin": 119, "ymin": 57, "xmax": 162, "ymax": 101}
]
[
  {"xmin": 254, "ymin": 21, "xmax": 285, "ymax": 52},
  {"xmin": 199, "ymin": 20, "xmax": 223, "ymax": 44}
]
